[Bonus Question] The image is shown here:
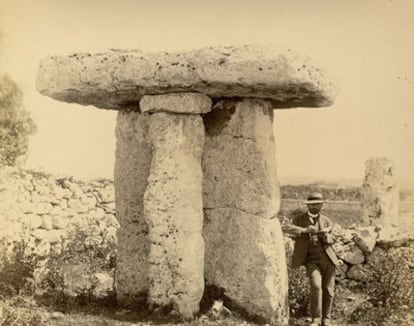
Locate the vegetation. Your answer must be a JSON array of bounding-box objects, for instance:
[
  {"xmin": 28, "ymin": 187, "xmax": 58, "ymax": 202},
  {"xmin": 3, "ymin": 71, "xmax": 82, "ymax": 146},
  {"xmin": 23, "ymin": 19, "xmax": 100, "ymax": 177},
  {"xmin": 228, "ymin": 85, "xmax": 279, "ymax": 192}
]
[
  {"xmin": 0, "ymin": 235, "xmax": 38, "ymax": 298},
  {"xmin": 281, "ymin": 185, "xmax": 362, "ymax": 201},
  {"xmin": 0, "ymin": 74, "xmax": 36, "ymax": 167},
  {"xmin": 43, "ymin": 217, "xmax": 116, "ymax": 301},
  {"xmin": 350, "ymin": 246, "xmax": 414, "ymax": 325}
]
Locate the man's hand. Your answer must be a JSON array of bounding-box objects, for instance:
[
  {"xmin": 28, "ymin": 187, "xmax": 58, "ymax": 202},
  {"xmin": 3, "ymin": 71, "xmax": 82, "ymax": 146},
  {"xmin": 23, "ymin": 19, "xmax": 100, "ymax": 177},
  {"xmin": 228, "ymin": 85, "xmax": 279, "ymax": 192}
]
[
  {"xmin": 319, "ymin": 227, "xmax": 332, "ymax": 234},
  {"xmin": 305, "ymin": 225, "xmax": 319, "ymax": 234}
]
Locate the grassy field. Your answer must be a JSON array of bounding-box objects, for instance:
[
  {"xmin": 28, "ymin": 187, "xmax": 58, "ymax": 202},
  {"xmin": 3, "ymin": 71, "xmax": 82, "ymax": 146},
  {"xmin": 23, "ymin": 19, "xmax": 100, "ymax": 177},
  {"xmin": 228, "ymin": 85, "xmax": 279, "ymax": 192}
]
[
  {"xmin": 279, "ymin": 199, "xmax": 363, "ymax": 227},
  {"xmin": 280, "ymin": 198, "xmax": 414, "ymax": 229}
]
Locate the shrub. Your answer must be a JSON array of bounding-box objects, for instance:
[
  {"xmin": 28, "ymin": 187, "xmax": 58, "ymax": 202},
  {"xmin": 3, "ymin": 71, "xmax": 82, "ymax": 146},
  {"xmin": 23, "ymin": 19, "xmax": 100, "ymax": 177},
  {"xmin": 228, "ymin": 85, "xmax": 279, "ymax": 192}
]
[
  {"xmin": 0, "ymin": 300, "xmax": 46, "ymax": 326},
  {"xmin": 44, "ymin": 217, "xmax": 116, "ymax": 300},
  {"xmin": 287, "ymin": 264, "xmax": 310, "ymax": 318},
  {"xmin": 0, "ymin": 236, "xmax": 38, "ymax": 298},
  {"xmin": 0, "ymin": 74, "xmax": 36, "ymax": 167},
  {"xmin": 283, "ymin": 211, "xmax": 310, "ymax": 319},
  {"xmin": 350, "ymin": 245, "xmax": 414, "ymax": 325}
]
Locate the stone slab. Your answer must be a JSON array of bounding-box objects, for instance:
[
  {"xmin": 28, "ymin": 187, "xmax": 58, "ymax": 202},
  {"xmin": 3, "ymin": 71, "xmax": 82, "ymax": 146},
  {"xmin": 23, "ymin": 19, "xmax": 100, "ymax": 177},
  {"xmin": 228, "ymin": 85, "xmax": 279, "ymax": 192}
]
[{"xmin": 37, "ymin": 45, "xmax": 336, "ymax": 110}]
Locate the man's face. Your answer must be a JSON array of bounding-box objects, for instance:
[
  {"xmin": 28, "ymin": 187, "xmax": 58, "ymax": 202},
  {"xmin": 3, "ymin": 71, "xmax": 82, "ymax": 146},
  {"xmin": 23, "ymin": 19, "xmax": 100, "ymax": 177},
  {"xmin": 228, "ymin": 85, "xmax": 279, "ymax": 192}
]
[{"xmin": 307, "ymin": 203, "xmax": 323, "ymax": 215}]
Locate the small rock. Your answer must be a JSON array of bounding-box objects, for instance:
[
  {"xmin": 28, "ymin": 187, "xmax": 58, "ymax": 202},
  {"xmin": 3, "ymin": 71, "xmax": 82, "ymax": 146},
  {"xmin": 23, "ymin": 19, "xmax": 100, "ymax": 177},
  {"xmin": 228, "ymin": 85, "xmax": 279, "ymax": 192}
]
[
  {"xmin": 354, "ymin": 226, "xmax": 377, "ymax": 254},
  {"xmin": 336, "ymin": 242, "xmax": 365, "ymax": 265},
  {"xmin": 50, "ymin": 312, "xmax": 65, "ymax": 319},
  {"xmin": 41, "ymin": 215, "xmax": 53, "ymax": 230}
]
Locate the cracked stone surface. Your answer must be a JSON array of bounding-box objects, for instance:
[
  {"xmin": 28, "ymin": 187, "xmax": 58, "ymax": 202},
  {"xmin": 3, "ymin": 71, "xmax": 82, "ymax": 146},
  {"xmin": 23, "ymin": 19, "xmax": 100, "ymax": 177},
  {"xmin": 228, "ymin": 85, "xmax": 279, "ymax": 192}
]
[
  {"xmin": 114, "ymin": 110, "xmax": 151, "ymax": 305},
  {"xmin": 202, "ymin": 98, "xmax": 288, "ymax": 324},
  {"xmin": 144, "ymin": 112, "xmax": 205, "ymax": 319},
  {"xmin": 36, "ymin": 44, "xmax": 336, "ymax": 110}
]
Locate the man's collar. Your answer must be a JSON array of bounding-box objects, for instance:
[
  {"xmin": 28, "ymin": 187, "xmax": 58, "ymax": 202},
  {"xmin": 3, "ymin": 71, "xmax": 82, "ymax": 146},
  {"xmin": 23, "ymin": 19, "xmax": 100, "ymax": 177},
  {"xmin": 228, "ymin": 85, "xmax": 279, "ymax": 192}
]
[{"xmin": 308, "ymin": 212, "xmax": 319, "ymax": 218}]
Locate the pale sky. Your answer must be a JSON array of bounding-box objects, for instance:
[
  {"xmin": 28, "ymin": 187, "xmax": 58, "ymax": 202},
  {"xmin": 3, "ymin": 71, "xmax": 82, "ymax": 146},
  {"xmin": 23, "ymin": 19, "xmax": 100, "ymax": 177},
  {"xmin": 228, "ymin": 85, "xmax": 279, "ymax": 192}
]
[{"xmin": 0, "ymin": 0, "xmax": 413, "ymax": 182}]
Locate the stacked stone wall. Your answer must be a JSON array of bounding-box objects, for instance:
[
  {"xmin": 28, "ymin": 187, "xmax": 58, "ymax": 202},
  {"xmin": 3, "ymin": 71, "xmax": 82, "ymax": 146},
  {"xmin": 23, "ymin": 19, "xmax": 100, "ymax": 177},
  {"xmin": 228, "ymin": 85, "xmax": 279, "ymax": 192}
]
[{"xmin": 0, "ymin": 167, "xmax": 118, "ymax": 297}]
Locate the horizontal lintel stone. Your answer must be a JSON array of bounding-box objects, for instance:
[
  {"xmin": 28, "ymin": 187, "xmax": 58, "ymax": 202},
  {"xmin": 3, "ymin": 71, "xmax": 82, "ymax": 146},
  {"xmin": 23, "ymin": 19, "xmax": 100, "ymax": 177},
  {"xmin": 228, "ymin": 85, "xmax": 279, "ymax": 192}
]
[
  {"xmin": 36, "ymin": 44, "xmax": 337, "ymax": 110},
  {"xmin": 140, "ymin": 93, "xmax": 212, "ymax": 114}
]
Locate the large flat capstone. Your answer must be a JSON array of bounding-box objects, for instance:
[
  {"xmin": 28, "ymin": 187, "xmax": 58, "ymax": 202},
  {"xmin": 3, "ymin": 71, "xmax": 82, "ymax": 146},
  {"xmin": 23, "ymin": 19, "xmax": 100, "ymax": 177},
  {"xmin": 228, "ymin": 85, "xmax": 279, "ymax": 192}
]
[{"xmin": 36, "ymin": 45, "xmax": 336, "ymax": 110}]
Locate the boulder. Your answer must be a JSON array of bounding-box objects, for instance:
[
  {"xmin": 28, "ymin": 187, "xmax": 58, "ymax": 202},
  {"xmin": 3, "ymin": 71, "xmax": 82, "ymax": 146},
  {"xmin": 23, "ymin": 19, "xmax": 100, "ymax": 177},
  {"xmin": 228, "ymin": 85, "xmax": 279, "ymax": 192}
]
[
  {"xmin": 335, "ymin": 243, "xmax": 365, "ymax": 265},
  {"xmin": 67, "ymin": 198, "xmax": 90, "ymax": 213},
  {"xmin": 347, "ymin": 264, "xmax": 370, "ymax": 282},
  {"xmin": 21, "ymin": 214, "xmax": 43, "ymax": 230},
  {"xmin": 97, "ymin": 186, "xmax": 115, "ymax": 204},
  {"xmin": 354, "ymin": 226, "xmax": 377, "ymax": 254},
  {"xmin": 40, "ymin": 215, "xmax": 53, "ymax": 230}
]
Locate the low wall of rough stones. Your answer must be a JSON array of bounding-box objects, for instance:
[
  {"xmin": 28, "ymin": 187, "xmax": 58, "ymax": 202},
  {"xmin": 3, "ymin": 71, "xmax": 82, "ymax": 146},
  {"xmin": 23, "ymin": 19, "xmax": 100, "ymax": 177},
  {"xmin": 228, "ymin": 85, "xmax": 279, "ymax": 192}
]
[
  {"xmin": 284, "ymin": 219, "xmax": 414, "ymax": 284},
  {"xmin": 0, "ymin": 167, "xmax": 118, "ymax": 296},
  {"xmin": 1, "ymin": 167, "xmax": 413, "ymax": 299}
]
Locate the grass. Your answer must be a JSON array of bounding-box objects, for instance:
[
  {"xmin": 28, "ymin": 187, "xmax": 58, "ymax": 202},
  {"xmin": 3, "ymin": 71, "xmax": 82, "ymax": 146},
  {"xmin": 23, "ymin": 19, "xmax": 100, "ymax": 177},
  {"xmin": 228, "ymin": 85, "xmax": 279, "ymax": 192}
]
[{"xmin": 280, "ymin": 199, "xmax": 363, "ymax": 227}]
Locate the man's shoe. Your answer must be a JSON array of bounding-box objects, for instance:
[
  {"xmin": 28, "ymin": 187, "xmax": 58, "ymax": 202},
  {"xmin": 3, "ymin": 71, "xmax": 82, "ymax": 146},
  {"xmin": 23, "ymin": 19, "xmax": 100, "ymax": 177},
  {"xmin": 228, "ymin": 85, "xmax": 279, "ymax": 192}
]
[{"xmin": 310, "ymin": 319, "xmax": 321, "ymax": 326}]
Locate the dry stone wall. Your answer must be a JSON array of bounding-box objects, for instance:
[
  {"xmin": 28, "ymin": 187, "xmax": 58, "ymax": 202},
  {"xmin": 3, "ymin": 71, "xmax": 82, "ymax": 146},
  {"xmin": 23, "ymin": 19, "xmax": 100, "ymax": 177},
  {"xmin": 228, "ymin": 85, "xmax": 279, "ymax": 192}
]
[
  {"xmin": 282, "ymin": 217, "xmax": 414, "ymax": 285},
  {"xmin": 0, "ymin": 166, "xmax": 117, "ymax": 297}
]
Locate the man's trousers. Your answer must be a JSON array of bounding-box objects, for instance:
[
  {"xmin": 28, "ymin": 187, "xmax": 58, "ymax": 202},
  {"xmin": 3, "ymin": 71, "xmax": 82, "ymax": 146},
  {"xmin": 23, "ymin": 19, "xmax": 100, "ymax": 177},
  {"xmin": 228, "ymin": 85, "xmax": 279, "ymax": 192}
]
[{"xmin": 306, "ymin": 251, "xmax": 336, "ymax": 323}]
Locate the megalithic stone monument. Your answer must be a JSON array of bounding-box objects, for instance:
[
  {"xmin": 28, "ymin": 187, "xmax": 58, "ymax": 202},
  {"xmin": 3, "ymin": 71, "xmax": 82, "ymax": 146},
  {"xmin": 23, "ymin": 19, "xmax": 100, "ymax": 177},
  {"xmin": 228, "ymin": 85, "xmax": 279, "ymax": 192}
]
[
  {"xmin": 36, "ymin": 45, "xmax": 336, "ymax": 324},
  {"xmin": 361, "ymin": 157, "xmax": 400, "ymax": 226}
]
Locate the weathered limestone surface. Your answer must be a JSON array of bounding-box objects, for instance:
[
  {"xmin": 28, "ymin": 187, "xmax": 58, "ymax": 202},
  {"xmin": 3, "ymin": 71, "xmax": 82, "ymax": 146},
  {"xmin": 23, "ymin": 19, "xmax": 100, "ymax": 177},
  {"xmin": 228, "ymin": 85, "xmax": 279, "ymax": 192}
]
[
  {"xmin": 361, "ymin": 157, "xmax": 399, "ymax": 226},
  {"xmin": 202, "ymin": 99, "xmax": 288, "ymax": 324},
  {"xmin": 144, "ymin": 111, "xmax": 205, "ymax": 318},
  {"xmin": 36, "ymin": 45, "xmax": 336, "ymax": 110},
  {"xmin": 140, "ymin": 92, "xmax": 212, "ymax": 114},
  {"xmin": 114, "ymin": 110, "xmax": 151, "ymax": 304},
  {"xmin": 36, "ymin": 44, "xmax": 338, "ymax": 322}
]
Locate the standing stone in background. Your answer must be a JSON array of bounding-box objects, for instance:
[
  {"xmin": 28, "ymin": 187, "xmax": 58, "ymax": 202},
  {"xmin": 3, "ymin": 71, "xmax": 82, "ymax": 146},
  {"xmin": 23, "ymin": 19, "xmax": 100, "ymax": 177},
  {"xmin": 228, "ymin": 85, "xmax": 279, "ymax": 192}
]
[
  {"xmin": 202, "ymin": 98, "xmax": 288, "ymax": 324},
  {"xmin": 114, "ymin": 110, "xmax": 151, "ymax": 305},
  {"xmin": 361, "ymin": 157, "xmax": 399, "ymax": 226}
]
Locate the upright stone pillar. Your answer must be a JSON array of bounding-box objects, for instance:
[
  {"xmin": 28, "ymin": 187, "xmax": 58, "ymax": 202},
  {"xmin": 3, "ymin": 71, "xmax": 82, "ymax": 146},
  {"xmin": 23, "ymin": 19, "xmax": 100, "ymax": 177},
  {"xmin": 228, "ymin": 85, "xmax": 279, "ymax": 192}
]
[
  {"xmin": 203, "ymin": 98, "xmax": 288, "ymax": 324},
  {"xmin": 36, "ymin": 44, "xmax": 337, "ymax": 323},
  {"xmin": 361, "ymin": 157, "xmax": 399, "ymax": 226},
  {"xmin": 141, "ymin": 93, "xmax": 211, "ymax": 318},
  {"xmin": 114, "ymin": 110, "xmax": 151, "ymax": 304}
]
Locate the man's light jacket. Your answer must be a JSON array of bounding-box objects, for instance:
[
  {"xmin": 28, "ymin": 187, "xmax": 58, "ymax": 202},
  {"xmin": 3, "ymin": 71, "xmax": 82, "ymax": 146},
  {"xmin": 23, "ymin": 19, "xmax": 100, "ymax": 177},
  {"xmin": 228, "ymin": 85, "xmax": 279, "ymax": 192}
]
[{"xmin": 283, "ymin": 212, "xmax": 340, "ymax": 268}]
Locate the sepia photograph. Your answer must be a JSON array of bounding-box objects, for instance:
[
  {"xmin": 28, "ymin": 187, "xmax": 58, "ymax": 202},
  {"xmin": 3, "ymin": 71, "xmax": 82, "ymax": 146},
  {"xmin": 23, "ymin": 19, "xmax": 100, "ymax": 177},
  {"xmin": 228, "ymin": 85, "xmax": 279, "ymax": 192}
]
[{"xmin": 0, "ymin": 1, "xmax": 413, "ymax": 325}]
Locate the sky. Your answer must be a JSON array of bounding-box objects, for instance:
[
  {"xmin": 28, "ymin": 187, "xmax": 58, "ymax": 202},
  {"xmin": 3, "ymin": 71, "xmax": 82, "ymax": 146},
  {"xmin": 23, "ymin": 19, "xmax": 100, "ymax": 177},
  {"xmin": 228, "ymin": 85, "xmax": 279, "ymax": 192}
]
[{"xmin": 0, "ymin": 0, "xmax": 413, "ymax": 183}]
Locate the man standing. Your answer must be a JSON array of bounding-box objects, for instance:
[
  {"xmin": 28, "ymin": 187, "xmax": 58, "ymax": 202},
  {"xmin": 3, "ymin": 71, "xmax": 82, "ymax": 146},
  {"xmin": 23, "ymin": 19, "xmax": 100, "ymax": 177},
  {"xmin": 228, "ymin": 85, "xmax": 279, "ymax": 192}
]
[{"xmin": 282, "ymin": 192, "xmax": 339, "ymax": 326}]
